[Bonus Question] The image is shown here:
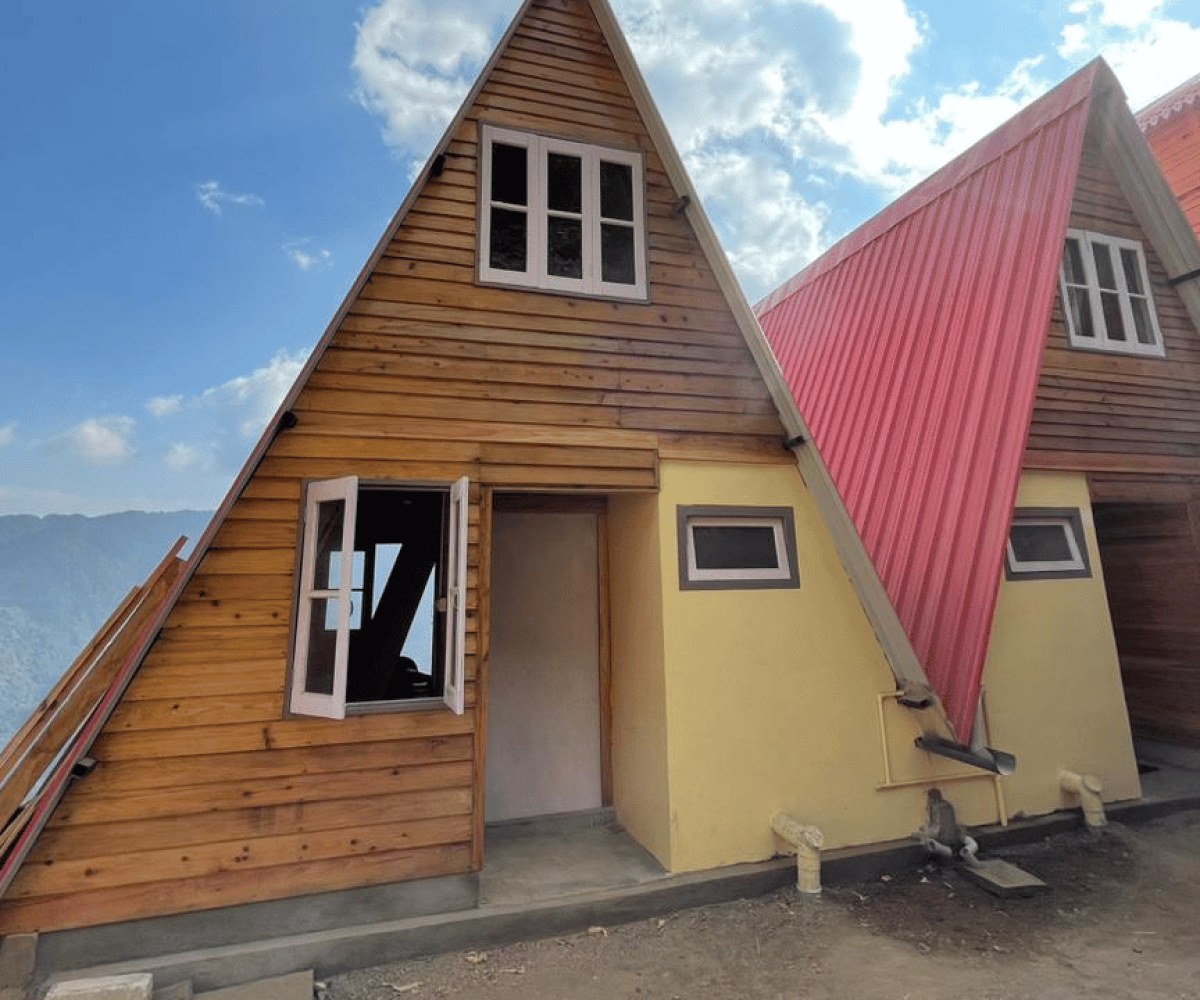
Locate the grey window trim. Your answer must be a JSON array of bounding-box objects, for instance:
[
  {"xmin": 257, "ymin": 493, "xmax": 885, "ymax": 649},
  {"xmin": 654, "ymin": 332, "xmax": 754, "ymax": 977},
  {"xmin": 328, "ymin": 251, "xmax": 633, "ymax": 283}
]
[
  {"xmin": 676, "ymin": 504, "xmax": 801, "ymax": 591},
  {"xmin": 1005, "ymin": 507, "xmax": 1092, "ymax": 581}
]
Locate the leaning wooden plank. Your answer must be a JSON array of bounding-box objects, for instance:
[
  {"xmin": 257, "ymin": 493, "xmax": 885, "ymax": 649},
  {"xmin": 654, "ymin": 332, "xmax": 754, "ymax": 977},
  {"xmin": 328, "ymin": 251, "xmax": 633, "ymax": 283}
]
[
  {"xmin": 0, "ymin": 542, "xmax": 187, "ymax": 830},
  {"xmin": 0, "ymin": 540, "xmax": 188, "ymax": 899}
]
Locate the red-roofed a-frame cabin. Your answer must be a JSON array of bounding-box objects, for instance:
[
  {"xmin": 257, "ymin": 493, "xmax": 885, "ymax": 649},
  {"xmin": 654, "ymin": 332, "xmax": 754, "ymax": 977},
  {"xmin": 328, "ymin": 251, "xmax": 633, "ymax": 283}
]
[
  {"xmin": 759, "ymin": 57, "xmax": 1200, "ymax": 821},
  {"xmin": 1139, "ymin": 70, "xmax": 1200, "ymax": 238}
]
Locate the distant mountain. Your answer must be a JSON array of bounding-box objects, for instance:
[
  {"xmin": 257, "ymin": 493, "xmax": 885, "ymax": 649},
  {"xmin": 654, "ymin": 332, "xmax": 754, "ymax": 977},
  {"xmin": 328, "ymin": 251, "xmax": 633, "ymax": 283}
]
[{"xmin": 0, "ymin": 510, "xmax": 213, "ymax": 746}]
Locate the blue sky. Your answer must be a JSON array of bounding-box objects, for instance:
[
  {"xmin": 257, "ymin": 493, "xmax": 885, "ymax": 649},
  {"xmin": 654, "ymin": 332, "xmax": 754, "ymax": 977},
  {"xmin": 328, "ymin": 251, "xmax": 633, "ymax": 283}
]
[{"xmin": 3, "ymin": 0, "xmax": 1198, "ymax": 516}]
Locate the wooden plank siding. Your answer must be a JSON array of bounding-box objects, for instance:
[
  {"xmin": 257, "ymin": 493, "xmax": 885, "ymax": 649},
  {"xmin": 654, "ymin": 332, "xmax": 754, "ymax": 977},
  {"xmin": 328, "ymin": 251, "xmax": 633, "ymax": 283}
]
[
  {"xmin": 1093, "ymin": 502, "xmax": 1200, "ymax": 747},
  {"xmin": 0, "ymin": 0, "xmax": 788, "ymax": 934},
  {"xmin": 1026, "ymin": 128, "xmax": 1200, "ymax": 474}
]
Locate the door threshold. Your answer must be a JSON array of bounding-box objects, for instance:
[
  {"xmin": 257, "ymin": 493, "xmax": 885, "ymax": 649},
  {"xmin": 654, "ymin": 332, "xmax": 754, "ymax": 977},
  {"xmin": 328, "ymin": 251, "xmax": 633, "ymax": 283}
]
[{"xmin": 485, "ymin": 807, "xmax": 617, "ymax": 841}]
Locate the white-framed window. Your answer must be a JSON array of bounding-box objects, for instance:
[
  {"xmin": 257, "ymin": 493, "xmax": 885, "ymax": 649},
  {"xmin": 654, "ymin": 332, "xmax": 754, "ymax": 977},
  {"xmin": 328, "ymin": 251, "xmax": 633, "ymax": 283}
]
[
  {"xmin": 1059, "ymin": 228, "xmax": 1164, "ymax": 356},
  {"xmin": 1005, "ymin": 508, "xmax": 1091, "ymax": 581},
  {"xmin": 677, "ymin": 505, "xmax": 800, "ymax": 590},
  {"xmin": 479, "ymin": 125, "xmax": 646, "ymax": 299},
  {"xmin": 289, "ymin": 476, "xmax": 468, "ymax": 720}
]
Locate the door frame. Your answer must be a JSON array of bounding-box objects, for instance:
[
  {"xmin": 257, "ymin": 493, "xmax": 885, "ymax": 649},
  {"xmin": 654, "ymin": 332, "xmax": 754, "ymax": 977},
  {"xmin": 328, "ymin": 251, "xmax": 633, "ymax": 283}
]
[{"xmin": 474, "ymin": 490, "xmax": 612, "ymax": 859}]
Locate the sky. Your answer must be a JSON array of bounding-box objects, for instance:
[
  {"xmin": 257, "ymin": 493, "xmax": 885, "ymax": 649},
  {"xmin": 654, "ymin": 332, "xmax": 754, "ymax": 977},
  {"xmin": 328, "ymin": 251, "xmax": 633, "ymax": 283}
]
[{"xmin": 2, "ymin": 0, "xmax": 1198, "ymax": 517}]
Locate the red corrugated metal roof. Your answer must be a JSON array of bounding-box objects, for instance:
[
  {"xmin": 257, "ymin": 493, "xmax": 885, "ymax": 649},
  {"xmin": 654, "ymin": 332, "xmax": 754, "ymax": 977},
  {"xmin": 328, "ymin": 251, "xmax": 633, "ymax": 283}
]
[{"xmin": 757, "ymin": 60, "xmax": 1110, "ymax": 739}]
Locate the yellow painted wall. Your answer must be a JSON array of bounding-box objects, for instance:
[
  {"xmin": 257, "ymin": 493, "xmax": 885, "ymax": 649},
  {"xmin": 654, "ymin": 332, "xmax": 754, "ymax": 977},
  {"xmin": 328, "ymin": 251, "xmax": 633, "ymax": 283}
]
[
  {"xmin": 981, "ymin": 470, "xmax": 1141, "ymax": 818},
  {"xmin": 653, "ymin": 461, "xmax": 1003, "ymax": 873},
  {"xmin": 608, "ymin": 493, "xmax": 672, "ymax": 868}
]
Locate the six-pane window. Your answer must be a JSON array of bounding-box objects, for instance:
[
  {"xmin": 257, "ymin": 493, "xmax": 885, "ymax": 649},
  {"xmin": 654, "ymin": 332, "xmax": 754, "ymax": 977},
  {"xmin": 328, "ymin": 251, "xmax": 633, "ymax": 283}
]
[
  {"xmin": 480, "ymin": 126, "xmax": 646, "ymax": 298},
  {"xmin": 1059, "ymin": 229, "xmax": 1163, "ymax": 356}
]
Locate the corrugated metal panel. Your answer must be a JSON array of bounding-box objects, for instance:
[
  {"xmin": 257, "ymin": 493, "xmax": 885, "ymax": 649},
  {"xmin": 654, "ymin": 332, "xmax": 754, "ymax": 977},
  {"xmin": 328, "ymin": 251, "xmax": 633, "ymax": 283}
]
[{"xmin": 758, "ymin": 64, "xmax": 1102, "ymax": 739}]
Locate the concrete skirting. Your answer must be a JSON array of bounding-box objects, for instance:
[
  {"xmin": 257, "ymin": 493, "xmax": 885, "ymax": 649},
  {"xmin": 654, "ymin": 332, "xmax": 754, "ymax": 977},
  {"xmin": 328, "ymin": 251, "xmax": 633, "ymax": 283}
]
[{"xmin": 35, "ymin": 796, "xmax": 1200, "ymax": 993}]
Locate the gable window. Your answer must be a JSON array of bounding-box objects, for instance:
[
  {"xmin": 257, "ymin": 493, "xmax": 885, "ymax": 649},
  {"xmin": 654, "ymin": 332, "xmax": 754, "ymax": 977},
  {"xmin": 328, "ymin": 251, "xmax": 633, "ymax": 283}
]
[
  {"xmin": 1005, "ymin": 508, "xmax": 1091, "ymax": 580},
  {"xmin": 289, "ymin": 476, "xmax": 468, "ymax": 719},
  {"xmin": 677, "ymin": 505, "xmax": 800, "ymax": 590},
  {"xmin": 1059, "ymin": 229, "xmax": 1164, "ymax": 356},
  {"xmin": 479, "ymin": 125, "xmax": 646, "ymax": 299}
]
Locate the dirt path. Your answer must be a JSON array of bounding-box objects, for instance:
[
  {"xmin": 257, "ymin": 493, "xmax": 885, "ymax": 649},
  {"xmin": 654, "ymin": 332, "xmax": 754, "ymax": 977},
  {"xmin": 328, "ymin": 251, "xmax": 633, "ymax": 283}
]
[{"xmin": 325, "ymin": 812, "xmax": 1200, "ymax": 999}]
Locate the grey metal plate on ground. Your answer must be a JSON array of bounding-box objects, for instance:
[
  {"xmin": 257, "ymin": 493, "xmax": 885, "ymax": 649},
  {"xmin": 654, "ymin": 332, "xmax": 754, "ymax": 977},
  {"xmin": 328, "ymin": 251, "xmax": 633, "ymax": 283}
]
[{"xmin": 962, "ymin": 859, "xmax": 1049, "ymax": 898}]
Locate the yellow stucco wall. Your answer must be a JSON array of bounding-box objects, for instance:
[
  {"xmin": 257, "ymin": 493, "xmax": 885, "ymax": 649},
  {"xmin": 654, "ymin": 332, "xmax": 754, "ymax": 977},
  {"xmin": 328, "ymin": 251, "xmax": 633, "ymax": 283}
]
[
  {"xmin": 608, "ymin": 492, "xmax": 673, "ymax": 867},
  {"xmin": 981, "ymin": 470, "xmax": 1141, "ymax": 818},
  {"xmin": 653, "ymin": 461, "xmax": 1003, "ymax": 873}
]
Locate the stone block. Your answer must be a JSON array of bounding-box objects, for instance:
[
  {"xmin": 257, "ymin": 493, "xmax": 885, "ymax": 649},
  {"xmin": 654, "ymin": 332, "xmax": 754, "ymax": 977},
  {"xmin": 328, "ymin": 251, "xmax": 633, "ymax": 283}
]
[
  {"xmin": 0, "ymin": 934, "xmax": 37, "ymax": 990},
  {"xmin": 45, "ymin": 974, "xmax": 153, "ymax": 1000}
]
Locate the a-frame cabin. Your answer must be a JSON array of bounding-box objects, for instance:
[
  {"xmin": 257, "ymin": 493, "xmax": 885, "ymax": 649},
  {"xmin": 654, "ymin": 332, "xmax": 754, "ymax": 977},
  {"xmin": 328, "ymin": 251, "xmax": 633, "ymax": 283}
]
[
  {"xmin": 758, "ymin": 58, "xmax": 1200, "ymax": 820},
  {"xmin": 0, "ymin": 0, "xmax": 961, "ymax": 968},
  {"xmin": 1138, "ymin": 71, "xmax": 1200, "ymax": 239}
]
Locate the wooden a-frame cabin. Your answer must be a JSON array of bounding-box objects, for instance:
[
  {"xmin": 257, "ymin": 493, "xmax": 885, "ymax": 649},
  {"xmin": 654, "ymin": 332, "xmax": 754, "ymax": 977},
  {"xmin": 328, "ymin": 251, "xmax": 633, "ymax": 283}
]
[{"xmin": 2, "ymin": 0, "xmax": 1191, "ymax": 975}]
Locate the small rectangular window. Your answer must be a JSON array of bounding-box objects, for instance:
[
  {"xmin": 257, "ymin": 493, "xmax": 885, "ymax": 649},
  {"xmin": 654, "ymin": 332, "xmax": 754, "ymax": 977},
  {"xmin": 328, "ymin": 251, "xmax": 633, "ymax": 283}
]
[
  {"xmin": 677, "ymin": 505, "xmax": 800, "ymax": 590},
  {"xmin": 289, "ymin": 476, "xmax": 468, "ymax": 719},
  {"xmin": 1059, "ymin": 229, "xmax": 1164, "ymax": 356},
  {"xmin": 1005, "ymin": 508, "xmax": 1091, "ymax": 580},
  {"xmin": 479, "ymin": 125, "xmax": 646, "ymax": 299}
]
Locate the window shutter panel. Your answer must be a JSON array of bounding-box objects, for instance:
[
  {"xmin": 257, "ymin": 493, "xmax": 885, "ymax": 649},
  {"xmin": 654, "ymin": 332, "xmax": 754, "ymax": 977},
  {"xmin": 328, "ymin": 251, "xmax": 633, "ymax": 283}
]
[{"xmin": 442, "ymin": 476, "xmax": 469, "ymax": 715}]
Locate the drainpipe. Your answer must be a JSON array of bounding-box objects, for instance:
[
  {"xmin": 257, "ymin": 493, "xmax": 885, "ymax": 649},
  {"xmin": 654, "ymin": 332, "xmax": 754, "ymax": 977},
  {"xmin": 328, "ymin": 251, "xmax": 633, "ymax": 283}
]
[
  {"xmin": 771, "ymin": 813, "xmax": 824, "ymax": 894},
  {"xmin": 1060, "ymin": 770, "xmax": 1107, "ymax": 828}
]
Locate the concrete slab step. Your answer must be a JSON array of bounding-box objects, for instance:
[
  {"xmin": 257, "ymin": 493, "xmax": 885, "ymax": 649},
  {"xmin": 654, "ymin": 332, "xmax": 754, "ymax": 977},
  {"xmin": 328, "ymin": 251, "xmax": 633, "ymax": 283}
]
[
  {"xmin": 962, "ymin": 858, "xmax": 1049, "ymax": 898},
  {"xmin": 194, "ymin": 972, "xmax": 312, "ymax": 1000}
]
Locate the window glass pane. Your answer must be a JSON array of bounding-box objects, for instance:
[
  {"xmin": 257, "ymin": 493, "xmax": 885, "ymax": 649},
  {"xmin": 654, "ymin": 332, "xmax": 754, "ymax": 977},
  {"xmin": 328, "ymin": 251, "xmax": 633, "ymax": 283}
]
[
  {"xmin": 1091, "ymin": 241, "xmax": 1117, "ymax": 290},
  {"xmin": 600, "ymin": 161, "xmax": 634, "ymax": 221},
  {"xmin": 1010, "ymin": 523, "xmax": 1073, "ymax": 564},
  {"xmin": 1100, "ymin": 290, "xmax": 1126, "ymax": 340},
  {"xmin": 489, "ymin": 208, "xmax": 527, "ymax": 272},
  {"xmin": 547, "ymin": 152, "xmax": 582, "ymax": 213},
  {"xmin": 601, "ymin": 223, "xmax": 635, "ymax": 285},
  {"xmin": 400, "ymin": 574, "xmax": 437, "ymax": 687},
  {"xmin": 1062, "ymin": 238, "xmax": 1087, "ymax": 285},
  {"xmin": 491, "ymin": 143, "xmax": 527, "ymax": 206},
  {"xmin": 693, "ymin": 524, "xmax": 780, "ymax": 570},
  {"xmin": 1066, "ymin": 287, "xmax": 1094, "ymax": 338},
  {"xmin": 1130, "ymin": 297, "xmax": 1156, "ymax": 345},
  {"xmin": 313, "ymin": 498, "xmax": 344, "ymax": 591},
  {"xmin": 1120, "ymin": 247, "xmax": 1145, "ymax": 295},
  {"xmin": 304, "ymin": 598, "xmax": 337, "ymax": 695},
  {"xmin": 547, "ymin": 216, "xmax": 583, "ymax": 278}
]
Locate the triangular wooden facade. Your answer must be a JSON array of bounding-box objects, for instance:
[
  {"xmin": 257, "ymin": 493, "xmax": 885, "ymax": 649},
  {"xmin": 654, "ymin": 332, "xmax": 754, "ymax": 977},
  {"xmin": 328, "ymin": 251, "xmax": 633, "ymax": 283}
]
[{"xmin": 0, "ymin": 0, "xmax": 829, "ymax": 935}]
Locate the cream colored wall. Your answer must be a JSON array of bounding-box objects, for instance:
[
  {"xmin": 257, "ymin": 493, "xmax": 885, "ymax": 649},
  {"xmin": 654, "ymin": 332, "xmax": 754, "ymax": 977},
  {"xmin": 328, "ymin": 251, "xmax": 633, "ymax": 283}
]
[
  {"xmin": 981, "ymin": 470, "xmax": 1141, "ymax": 818},
  {"xmin": 607, "ymin": 493, "xmax": 672, "ymax": 868},
  {"xmin": 654, "ymin": 461, "xmax": 1004, "ymax": 873}
]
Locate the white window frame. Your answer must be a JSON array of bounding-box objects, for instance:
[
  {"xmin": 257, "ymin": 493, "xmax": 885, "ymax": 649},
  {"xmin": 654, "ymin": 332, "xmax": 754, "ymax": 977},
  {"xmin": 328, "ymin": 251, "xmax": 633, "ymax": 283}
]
[
  {"xmin": 289, "ymin": 476, "xmax": 469, "ymax": 719},
  {"xmin": 479, "ymin": 125, "xmax": 646, "ymax": 299},
  {"xmin": 1005, "ymin": 508, "xmax": 1091, "ymax": 581},
  {"xmin": 677, "ymin": 505, "xmax": 800, "ymax": 591},
  {"xmin": 1059, "ymin": 228, "xmax": 1164, "ymax": 357}
]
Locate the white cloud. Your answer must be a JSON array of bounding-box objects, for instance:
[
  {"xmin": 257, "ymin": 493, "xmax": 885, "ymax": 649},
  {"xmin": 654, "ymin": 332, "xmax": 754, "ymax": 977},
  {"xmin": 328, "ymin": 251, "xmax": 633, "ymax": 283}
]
[
  {"xmin": 146, "ymin": 395, "xmax": 183, "ymax": 418},
  {"xmin": 1058, "ymin": 0, "xmax": 1200, "ymax": 107},
  {"xmin": 201, "ymin": 350, "xmax": 308, "ymax": 437},
  {"xmin": 165, "ymin": 442, "xmax": 213, "ymax": 472},
  {"xmin": 0, "ymin": 423, "xmax": 15, "ymax": 448},
  {"xmin": 283, "ymin": 239, "xmax": 332, "ymax": 272},
  {"xmin": 58, "ymin": 417, "xmax": 136, "ymax": 465},
  {"xmin": 196, "ymin": 180, "xmax": 265, "ymax": 216},
  {"xmin": 352, "ymin": 0, "xmax": 507, "ymax": 162}
]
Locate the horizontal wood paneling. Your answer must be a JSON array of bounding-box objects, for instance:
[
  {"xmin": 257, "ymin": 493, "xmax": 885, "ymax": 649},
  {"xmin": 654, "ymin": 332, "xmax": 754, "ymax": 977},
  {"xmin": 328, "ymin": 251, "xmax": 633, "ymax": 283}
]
[
  {"xmin": 1027, "ymin": 130, "xmax": 1200, "ymax": 472},
  {"xmin": 4, "ymin": 0, "xmax": 789, "ymax": 934}
]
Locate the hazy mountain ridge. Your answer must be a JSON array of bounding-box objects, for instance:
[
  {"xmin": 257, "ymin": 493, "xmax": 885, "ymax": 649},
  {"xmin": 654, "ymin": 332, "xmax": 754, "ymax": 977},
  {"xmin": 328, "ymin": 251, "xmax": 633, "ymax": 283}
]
[{"xmin": 0, "ymin": 510, "xmax": 213, "ymax": 744}]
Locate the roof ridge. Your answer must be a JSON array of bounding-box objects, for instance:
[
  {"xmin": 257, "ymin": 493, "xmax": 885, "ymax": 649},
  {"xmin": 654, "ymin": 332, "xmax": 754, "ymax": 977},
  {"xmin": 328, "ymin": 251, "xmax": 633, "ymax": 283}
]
[{"xmin": 1137, "ymin": 70, "xmax": 1200, "ymax": 130}]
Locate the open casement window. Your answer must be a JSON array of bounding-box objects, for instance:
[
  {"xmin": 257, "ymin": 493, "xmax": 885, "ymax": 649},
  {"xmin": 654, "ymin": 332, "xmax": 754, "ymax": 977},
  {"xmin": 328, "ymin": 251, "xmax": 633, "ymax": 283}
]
[
  {"xmin": 677, "ymin": 505, "xmax": 801, "ymax": 591},
  {"xmin": 479, "ymin": 125, "xmax": 646, "ymax": 299},
  {"xmin": 1059, "ymin": 229, "xmax": 1164, "ymax": 356},
  {"xmin": 289, "ymin": 476, "xmax": 469, "ymax": 719},
  {"xmin": 1005, "ymin": 508, "xmax": 1092, "ymax": 581}
]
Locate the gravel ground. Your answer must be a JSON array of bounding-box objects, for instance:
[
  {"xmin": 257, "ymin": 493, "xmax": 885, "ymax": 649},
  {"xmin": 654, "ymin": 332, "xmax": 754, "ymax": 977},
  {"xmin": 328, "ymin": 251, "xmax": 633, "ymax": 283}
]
[{"xmin": 323, "ymin": 810, "xmax": 1200, "ymax": 999}]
